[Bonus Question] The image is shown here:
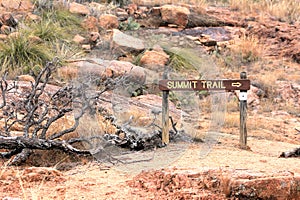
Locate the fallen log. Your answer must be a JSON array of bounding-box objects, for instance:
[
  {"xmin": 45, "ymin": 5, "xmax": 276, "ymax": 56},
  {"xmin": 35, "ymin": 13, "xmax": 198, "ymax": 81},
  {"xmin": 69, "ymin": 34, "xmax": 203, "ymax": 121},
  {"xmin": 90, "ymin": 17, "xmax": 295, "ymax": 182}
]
[{"xmin": 0, "ymin": 136, "xmax": 92, "ymax": 154}]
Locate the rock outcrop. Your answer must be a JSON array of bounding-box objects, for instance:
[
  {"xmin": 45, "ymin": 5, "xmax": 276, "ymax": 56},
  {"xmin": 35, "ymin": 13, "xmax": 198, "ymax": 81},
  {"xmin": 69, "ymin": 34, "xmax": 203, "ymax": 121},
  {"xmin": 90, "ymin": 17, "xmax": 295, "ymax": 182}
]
[{"xmin": 128, "ymin": 168, "xmax": 300, "ymax": 199}]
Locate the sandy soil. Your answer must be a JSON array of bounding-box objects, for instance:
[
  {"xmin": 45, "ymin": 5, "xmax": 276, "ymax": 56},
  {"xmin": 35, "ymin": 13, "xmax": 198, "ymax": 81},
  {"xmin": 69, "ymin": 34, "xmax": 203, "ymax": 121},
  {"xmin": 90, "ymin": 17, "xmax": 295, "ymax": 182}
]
[{"xmin": 1, "ymin": 122, "xmax": 300, "ymax": 200}]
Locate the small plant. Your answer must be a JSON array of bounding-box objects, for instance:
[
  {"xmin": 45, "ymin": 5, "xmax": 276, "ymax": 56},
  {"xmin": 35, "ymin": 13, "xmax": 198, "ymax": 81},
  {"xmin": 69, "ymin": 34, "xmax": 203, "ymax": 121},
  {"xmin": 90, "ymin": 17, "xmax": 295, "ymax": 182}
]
[{"xmin": 119, "ymin": 17, "xmax": 140, "ymax": 31}]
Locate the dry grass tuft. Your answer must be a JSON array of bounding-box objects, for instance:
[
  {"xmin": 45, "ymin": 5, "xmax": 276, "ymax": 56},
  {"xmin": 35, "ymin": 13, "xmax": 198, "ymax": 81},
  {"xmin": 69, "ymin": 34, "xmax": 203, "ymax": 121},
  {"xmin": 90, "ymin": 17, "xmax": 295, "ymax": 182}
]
[
  {"xmin": 228, "ymin": 0, "xmax": 300, "ymax": 22},
  {"xmin": 229, "ymin": 0, "xmax": 256, "ymax": 12},
  {"xmin": 230, "ymin": 34, "xmax": 263, "ymax": 64},
  {"xmin": 215, "ymin": 34, "xmax": 263, "ymax": 72},
  {"xmin": 260, "ymin": 0, "xmax": 300, "ymax": 22},
  {"xmin": 132, "ymin": 0, "xmax": 207, "ymax": 8},
  {"xmin": 223, "ymin": 112, "xmax": 239, "ymax": 129}
]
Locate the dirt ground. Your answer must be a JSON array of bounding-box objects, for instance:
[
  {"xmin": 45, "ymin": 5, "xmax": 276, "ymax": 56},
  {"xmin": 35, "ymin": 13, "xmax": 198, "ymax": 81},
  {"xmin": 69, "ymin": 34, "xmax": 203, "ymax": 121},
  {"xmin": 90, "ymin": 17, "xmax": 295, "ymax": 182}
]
[{"xmin": 1, "ymin": 111, "xmax": 300, "ymax": 199}]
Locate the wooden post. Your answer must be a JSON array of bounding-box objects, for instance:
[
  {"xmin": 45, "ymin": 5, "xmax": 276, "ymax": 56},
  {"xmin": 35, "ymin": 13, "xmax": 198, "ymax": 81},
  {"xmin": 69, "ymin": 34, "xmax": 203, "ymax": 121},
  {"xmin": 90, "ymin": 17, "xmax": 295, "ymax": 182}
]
[
  {"xmin": 239, "ymin": 72, "xmax": 248, "ymax": 149},
  {"xmin": 162, "ymin": 69, "xmax": 169, "ymax": 145}
]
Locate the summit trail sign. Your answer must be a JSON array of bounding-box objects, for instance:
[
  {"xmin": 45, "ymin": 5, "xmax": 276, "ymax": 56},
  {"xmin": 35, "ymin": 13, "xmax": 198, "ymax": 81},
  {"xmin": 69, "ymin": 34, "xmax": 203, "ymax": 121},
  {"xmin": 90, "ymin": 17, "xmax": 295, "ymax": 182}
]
[
  {"xmin": 159, "ymin": 79, "xmax": 250, "ymax": 91},
  {"xmin": 159, "ymin": 73, "xmax": 251, "ymax": 149}
]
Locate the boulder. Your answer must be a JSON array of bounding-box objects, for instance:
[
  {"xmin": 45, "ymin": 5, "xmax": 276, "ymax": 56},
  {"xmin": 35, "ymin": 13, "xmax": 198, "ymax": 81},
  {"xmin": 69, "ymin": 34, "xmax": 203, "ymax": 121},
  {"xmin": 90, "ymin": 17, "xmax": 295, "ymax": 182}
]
[
  {"xmin": 161, "ymin": 5, "xmax": 190, "ymax": 27},
  {"xmin": 28, "ymin": 35, "xmax": 43, "ymax": 43},
  {"xmin": 25, "ymin": 13, "xmax": 41, "ymax": 22},
  {"xmin": 111, "ymin": 29, "xmax": 145, "ymax": 55},
  {"xmin": 81, "ymin": 16, "xmax": 98, "ymax": 32},
  {"xmin": 59, "ymin": 58, "xmax": 146, "ymax": 83},
  {"xmin": 0, "ymin": 25, "xmax": 11, "ymax": 34},
  {"xmin": 81, "ymin": 44, "xmax": 91, "ymax": 50},
  {"xmin": 69, "ymin": 2, "xmax": 90, "ymax": 15},
  {"xmin": 0, "ymin": 13, "xmax": 18, "ymax": 27},
  {"xmin": 0, "ymin": 0, "xmax": 33, "ymax": 11},
  {"xmin": 89, "ymin": 31, "xmax": 101, "ymax": 46},
  {"xmin": 140, "ymin": 48, "xmax": 169, "ymax": 70},
  {"xmin": 115, "ymin": 8, "xmax": 129, "ymax": 21},
  {"xmin": 247, "ymin": 85, "xmax": 260, "ymax": 106},
  {"xmin": 98, "ymin": 14, "xmax": 119, "ymax": 30},
  {"xmin": 276, "ymin": 81, "xmax": 298, "ymax": 104},
  {"xmin": 126, "ymin": 3, "xmax": 138, "ymax": 15},
  {"xmin": 97, "ymin": 92, "xmax": 182, "ymax": 128},
  {"xmin": 0, "ymin": 34, "xmax": 7, "ymax": 40},
  {"xmin": 229, "ymin": 170, "xmax": 300, "ymax": 199},
  {"xmin": 198, "ymin": 34, "xmax": 217, "ymax": 46},
  {"xmin": 73, "ymin": 34, "xmax": 87, "ymax": 44}
]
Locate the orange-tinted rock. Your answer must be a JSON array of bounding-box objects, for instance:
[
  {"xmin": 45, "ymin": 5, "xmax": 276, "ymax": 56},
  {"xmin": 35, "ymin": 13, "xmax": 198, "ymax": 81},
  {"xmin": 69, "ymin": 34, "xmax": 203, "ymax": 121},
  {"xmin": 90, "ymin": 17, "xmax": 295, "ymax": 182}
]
[
  {"xmin": 161, "ymin": 5, "xmax": 190, "ymax": 27},
  {"xmin": 69, "ymin": 2, "xmax": 90, "ymax": 15},
  {"xmin": 73, "ymin": 34, "xmax": 86, "ymax": 44},
  {"xmin": 127, "ymin": 3, "xmax": 138, "ymax": 15},
  {"xmin": 99, "ymin": 14, "xmax": 119, "ymax": 30},
  {"xmin": 140, "ymin": 50, "xmax": 169, "ymax": 70},
  {"xmin": 82, "ymin": 16, "xmax": 98, "ymax": 32},
  {"xmin": 0, "ymin": 0, "xmax": 33, "ymax": 11},
  {"xmin": 0, "ymin": 34, "xmax": 7, "ymax": 40},
  {"xmin": 25, "ymin": 13, "xmax": 41, "ymax": 22},
  {"xmin": 0, "ymin": 13, "xmax": 18, "ymax": 27}
]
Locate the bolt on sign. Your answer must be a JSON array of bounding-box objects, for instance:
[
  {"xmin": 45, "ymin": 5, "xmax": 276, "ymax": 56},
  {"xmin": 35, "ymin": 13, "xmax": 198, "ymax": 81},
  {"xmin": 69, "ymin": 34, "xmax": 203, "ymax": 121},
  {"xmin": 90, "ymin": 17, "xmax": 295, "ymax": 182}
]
[{"xmin": 159, "ymin": 79, "xmax": 250, "ymax": 91}]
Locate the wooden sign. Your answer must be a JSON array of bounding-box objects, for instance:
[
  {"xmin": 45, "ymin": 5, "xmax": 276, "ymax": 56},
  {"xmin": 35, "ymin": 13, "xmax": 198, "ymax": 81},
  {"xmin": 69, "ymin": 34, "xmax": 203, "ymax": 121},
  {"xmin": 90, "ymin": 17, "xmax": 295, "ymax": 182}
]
[
  {"xmin": 160, "ymin": 72, "xmax": 250, "ymax": 149},
  {"xmin": 159, "ymin": 79, "xmax": 250, "ymax": 91}
]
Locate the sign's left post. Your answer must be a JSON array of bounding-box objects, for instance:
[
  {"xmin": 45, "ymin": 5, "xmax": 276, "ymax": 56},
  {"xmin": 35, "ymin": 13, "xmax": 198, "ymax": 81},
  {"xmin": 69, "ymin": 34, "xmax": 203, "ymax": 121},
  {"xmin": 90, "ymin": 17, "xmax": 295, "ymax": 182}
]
[{"xmin": 162, "ymin": 68, "xmax": 169, "ymax": 145}]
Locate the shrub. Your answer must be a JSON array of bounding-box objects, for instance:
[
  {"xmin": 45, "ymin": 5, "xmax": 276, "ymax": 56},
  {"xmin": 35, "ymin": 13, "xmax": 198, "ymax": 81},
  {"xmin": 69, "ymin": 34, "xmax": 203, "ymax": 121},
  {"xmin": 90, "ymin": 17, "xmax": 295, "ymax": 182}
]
[{"xmin": 119, "ymin": 17, "xmax": 140, "ymax": 31}]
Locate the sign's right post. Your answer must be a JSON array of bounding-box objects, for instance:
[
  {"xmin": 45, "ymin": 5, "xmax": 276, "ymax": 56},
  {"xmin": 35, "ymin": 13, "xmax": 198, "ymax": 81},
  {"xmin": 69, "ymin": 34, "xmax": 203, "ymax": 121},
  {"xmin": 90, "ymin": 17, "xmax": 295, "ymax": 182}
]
[{"xmin": 239, "ymin": 72, "xmax": 248, "ymax": 149}]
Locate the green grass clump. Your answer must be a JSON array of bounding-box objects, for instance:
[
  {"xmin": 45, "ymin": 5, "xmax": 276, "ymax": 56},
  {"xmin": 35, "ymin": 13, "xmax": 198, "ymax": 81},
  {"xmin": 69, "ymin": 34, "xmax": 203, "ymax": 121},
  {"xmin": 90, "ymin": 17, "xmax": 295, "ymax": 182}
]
[
  {"xmin": 164, "ymin": 47, "xmax": 201, "ymax": 71},
  {"xmin": 30, "ymin": 20, "xmax": 63, "ymax": 42},
  {"xmin": 2, "ymin": 6, "xmax": 86, "ymax": 75},
  {"xmin": 43, "ymin": 9, "xmax": 85, "ymax": 35},
  {"xmin": 0, "ymin": 34, "xmax": 52, "ymax": 75}
]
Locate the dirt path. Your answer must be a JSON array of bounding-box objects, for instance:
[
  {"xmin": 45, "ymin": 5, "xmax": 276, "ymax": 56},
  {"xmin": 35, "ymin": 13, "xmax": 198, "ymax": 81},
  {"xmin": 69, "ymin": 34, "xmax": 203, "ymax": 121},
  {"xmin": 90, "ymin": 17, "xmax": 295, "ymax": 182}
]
[{"xmin": 1, "ymin": 132, "xmax": 300, "ymax": 199}]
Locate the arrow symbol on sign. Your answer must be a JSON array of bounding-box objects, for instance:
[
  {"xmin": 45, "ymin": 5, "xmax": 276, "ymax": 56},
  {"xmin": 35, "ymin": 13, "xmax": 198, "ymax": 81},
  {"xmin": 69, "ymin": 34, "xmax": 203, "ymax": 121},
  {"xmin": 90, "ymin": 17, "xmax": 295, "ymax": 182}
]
[{"xmin": 232, "ymin": 82, "xmax": 242, "ymax": 87}]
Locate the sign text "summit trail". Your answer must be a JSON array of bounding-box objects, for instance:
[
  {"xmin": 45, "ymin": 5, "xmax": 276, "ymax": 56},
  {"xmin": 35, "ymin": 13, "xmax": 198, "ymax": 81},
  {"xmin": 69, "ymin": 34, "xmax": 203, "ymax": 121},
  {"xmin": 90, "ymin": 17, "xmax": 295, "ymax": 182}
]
[{"xmin": 159, "ymin": 80, "xmax": 250, "ymax": 91}]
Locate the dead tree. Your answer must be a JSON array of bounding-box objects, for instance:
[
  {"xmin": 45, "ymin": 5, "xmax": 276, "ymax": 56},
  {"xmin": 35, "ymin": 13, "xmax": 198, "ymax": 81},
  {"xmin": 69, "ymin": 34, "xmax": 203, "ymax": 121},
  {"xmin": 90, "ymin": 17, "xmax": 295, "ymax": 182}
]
[
  {"xmin": 0, "ymin": 58, "xmax": 190, "ymax": 166},
  {"xmin": 0, "ymin": 58, "xmax": 118, "ymax": 165}
]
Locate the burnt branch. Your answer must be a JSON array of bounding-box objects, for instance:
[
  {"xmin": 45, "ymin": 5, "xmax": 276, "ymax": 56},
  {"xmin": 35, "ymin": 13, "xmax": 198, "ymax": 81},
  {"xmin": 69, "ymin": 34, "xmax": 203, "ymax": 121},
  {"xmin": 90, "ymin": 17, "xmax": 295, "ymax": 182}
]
[{"xmin": 280, "ymin": 147, "xmax": 300, "ymax": 158}]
